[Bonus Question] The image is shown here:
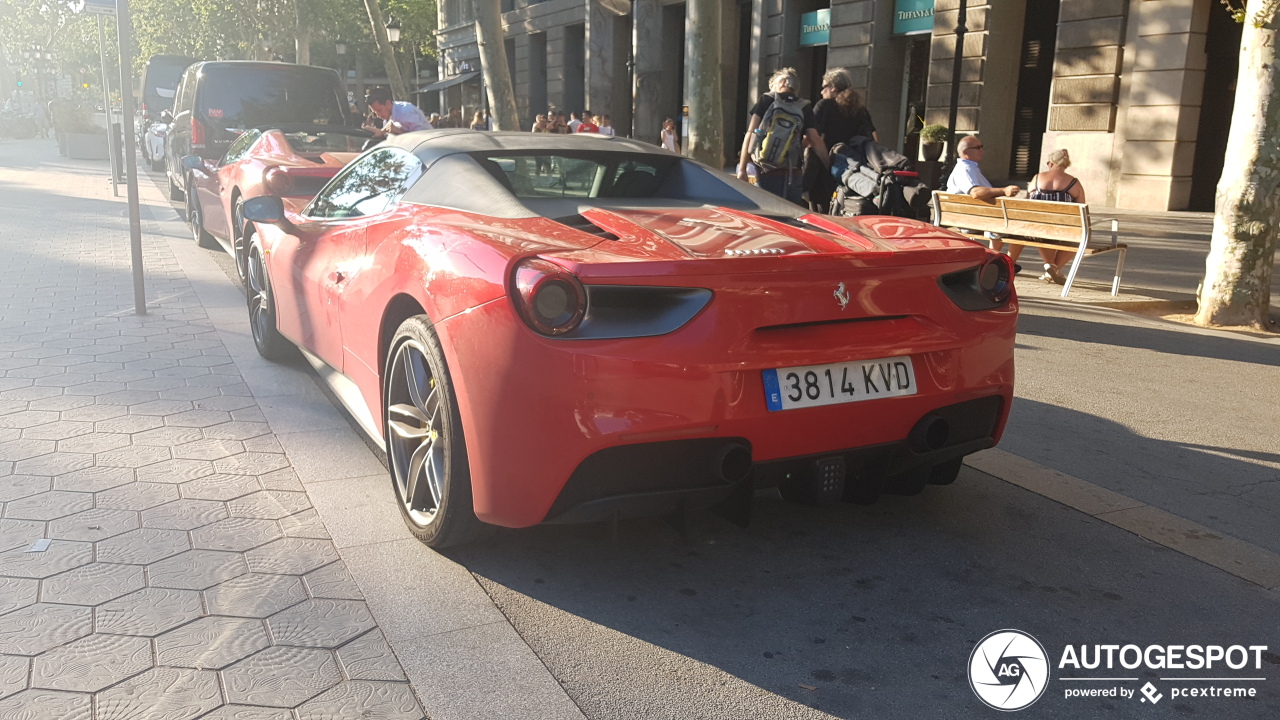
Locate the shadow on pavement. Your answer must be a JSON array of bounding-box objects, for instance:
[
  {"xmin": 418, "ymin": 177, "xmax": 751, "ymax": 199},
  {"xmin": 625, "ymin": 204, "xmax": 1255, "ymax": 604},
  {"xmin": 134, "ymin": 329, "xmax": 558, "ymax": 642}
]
[{"xmin": 1018, "ymin": 312, "xmax": 1279, "ymax": 367}]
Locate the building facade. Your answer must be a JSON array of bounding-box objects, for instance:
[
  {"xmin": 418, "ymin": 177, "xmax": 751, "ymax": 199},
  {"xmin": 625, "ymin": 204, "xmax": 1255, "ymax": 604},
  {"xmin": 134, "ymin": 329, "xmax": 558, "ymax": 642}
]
[{"xmin": 433, "ymin": 0, "xmax": 1239, "ymax": 210}]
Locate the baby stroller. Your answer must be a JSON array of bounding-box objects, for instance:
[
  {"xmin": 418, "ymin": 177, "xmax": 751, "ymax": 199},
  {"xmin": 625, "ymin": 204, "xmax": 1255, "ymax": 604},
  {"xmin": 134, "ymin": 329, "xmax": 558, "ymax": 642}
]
[{"xmin": 828, "ymin": 136, "xmax": 932, "ymax": 220}]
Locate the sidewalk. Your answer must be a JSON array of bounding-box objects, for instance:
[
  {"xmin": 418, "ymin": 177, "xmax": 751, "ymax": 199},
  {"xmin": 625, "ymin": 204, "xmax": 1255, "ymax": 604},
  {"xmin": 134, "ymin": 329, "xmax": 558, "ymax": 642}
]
[{"xmin": 0, "ymin": 139, "xmax": 579, "ymax": 719}]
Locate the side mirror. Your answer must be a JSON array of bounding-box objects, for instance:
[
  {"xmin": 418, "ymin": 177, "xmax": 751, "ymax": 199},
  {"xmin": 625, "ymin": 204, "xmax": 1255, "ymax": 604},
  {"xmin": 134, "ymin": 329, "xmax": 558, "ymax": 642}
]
[
  {"xmin": 241, "ymin": 195, "xmax": 287, "ymax": 225},
  {"xmin": 180, "ymin": 155, "xmax": 203, "ymax": 171},
  {"xmin": 160, "ymin": 110, "xmax": 173, "ymax": 124}
]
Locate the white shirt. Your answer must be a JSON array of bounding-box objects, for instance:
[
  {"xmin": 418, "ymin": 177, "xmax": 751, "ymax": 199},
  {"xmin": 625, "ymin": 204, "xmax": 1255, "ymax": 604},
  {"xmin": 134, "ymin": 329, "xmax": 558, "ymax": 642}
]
[
  {"xmin": 598, "ymin": 125, "xmax": 615, "ymax": 137},
  {"xmin": 390, "ymin": 101, "xmax": 432, "ymax": 132},
  {"xmin": 661, "ymin": 129, "xmax": 678, "ymax": 153},
  {"xmin": 946, "ymin": 158, "xmax": 992, "ymax": 195},
  {"xmin": 567, "ymin": 119, "xmax": 582, "ymax": 132}
]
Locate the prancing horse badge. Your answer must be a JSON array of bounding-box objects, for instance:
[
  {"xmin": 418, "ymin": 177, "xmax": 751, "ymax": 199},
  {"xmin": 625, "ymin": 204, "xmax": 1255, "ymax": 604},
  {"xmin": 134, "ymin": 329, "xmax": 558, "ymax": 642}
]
[{"xmin": 833, "ymin": 282, "xmax": 850, "ymax": 311}]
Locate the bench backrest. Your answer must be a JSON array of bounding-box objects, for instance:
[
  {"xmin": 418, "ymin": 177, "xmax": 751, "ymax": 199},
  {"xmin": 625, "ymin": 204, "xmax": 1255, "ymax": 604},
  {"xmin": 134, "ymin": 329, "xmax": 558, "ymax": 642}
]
[{"xmin": 934, "ymin": 192, "xmax": 1089, "ymax": 245}]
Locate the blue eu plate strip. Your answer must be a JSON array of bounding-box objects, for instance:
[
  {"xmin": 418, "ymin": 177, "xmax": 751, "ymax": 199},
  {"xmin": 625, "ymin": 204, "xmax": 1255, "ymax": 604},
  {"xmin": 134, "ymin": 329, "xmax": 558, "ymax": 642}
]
[{"xmin": 761, "ymin": 369, "xmax": 783, "ymax": 412}]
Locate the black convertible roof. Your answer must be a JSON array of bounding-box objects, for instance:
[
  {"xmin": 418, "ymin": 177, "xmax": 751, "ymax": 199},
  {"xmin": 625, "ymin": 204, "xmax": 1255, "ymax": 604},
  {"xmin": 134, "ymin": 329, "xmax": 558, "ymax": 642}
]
[{"xmin": 385, "ymin": 129, "xmax": 671, "ymax": 165}]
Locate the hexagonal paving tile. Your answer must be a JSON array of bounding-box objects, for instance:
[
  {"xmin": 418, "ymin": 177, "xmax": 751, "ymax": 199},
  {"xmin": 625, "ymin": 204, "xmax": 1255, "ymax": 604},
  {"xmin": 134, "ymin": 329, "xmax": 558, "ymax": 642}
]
[
  {"xmin": 0, "ymin": 654, "xmax": 29, "ymax": 699},
  {"xmin": 94, "ymin": 414, "xmax": 165, "ymax": 434},
  {"xmin": 227, "ymin": 491, "xmax": 311, "ymax": 520},
  {"xmin": 142, "ymin": 499, "xmax": 229, "ymax": 530},
  {"xmin": 130, "ymin": 399, "xmax": 197, "ymax": 416},
  {"xmin": 96, "ymin": 587, "xmax": 203, "ymax": 636},
  {"xmin": 204, "ymin": 574, "xmax": 307, "ymax": 618},
  {"xmin": 336, "ymin": 630, "xmax": 406, "ymax": 681},
  {"xmin": 0, "ymin": 410, "xmax": 59, "ymax": 429},
  {"xmin": 96, "ymin": 390, "xmax": 159, "ymax": 406},
  {"xmin": 166, "ymin": 409, "xmax": 233, "ymax": 428},
  {"xmin": 212, "ymin": 452, "xmax": 291, "ymax": 477},
  {"xmin": 0, "ymin": 540, "xmax": 93, "ymax": 579},
  {"xmin": 47, "ymin": 507, "xmax": 139, "ymax": 542},
  {"xmin": 95, "ymin": 527, "xmax": 190, "ymax": 565},
  {"xmin": 245, "ymin": 538, "xmax": 339, "ymax": 575},
  {"xmin": 52, "ymin": 465, "xmax": 135, "ymax": 492},
  {"xmin": 20, "ymin": 420, "xmax": 93, "ymax": 440},
  {"xmin": 0, "ymin": 576, "xmax": 39, "ymax": 615},
  {"xmin": 0, "ymin": 438, "xmax": 55, "ymax": 461},
  {"xmin": 41, "ymin": 563, "xmax": 146, "ymax": 606},
  {"xmin": 303, "ymin": 562, "xmax": 365, "ymax": 600},
  {"xmin": 2, "ymin": 490, "xmax": 94, "ymax": 521},
  {"xmin": 156, "ymin": 616, "xmax": 269, "ymax": 669},
  {"xmin": 0, "ymin": 689, "xmax": 92, "ymax": 719},
  {"xmin": 180, "ymin": 473, "xmax": 262, "ymax": 501},
  {"xmin": 221, "ymin": 646, "xmax": 342, "ymax": 707},
  {"xmin": 259, "ymin": 468, "xmax": 303, "ymax": 492},
  {"xmin": 0, "ymin": 475, "xmax": 50, "ymax": 502},
  {"xmin": 192, "ymin": 518, "xmax": 282, "ymax": 552},
  {"xmin": 295, "ymin": 681, "xmax": 424, "ymax": 720},
  {"xmin": 203, "ymin": 422, "xmax": 272, "ymax": 441},
  {"xmin": 14, "ymin": 452, "xmax": 93, "ymax": 476},
  {"xmin": 58, "ymin": 404, "xmax": 129, "ymax": 423},
  {"xmin": 173, "ymin": 438, "xmax": 246, "ymax": 461},
  {"xmin": 56, "ymin": 432, "xmax": 131, "ymax": 455},
  {"xmin": 31, "ymin": 634, "xmax": 152, "ymax": 692},
  {"xmin": 193, "ymin": 396, "xmax": 257, "ymax": 413},
  {"xmin": 96, "ymin": 444, "xmax": 171, "ymax": 469},
  {"xmin": 198, "ymin": 705, "xmax": 293, "ymax": 720},
  {"xmin": 268, "ymin": 599, "xmax": 375, "ymax": 649},
  {"xmin": 136, "ymin": 458, "xmax": 215, "ymax": 484},
  {"xmin": 95, "ymin": 667, "xmax": 221, "ymax": 720},
  {"xmin": 148, "ymin": 549, "xmax": 247, "ymax": 590},
  {"xmin": 0, "ymin": 603, "xmax": 92, "ymax": 655},
  {"xmin": 132, "ymin": 426, "xmax": 204, "ymax": 447},
  {"xmin": 96, "ymin": 481, "xmax": 180, "ymax": 511},
  {"xmin": 0, "ymin": 518, "xmax": 44, "ymax": 553}
]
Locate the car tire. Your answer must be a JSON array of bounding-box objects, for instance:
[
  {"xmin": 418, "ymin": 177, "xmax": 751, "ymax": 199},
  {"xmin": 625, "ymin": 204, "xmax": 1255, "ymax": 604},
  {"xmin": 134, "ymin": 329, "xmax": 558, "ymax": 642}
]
[
  {"xmin": 384, "ymin": 316, "xmax": 489, "ymax": 548},
  {"xmin": 231, "ymin": 198, "xmax": 249, "ymax": 283},
  {"xmin": 167, "ymin": 171, "xmax": 184, "ymax": 201},
  {"xmin": 245, "ymin": 237, "xmax": 293, "ymax": 362},
  {"xmin": 186, "ymin": 182, "xmax": 218, "ymax": 249},
  {"xmin": 150, "ymin": 156, "xmax": 164, "ymax": 172}
]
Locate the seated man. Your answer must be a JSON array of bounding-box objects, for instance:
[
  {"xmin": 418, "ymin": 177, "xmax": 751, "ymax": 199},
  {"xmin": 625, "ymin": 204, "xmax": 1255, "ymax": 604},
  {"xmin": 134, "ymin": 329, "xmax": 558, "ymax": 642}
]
[{"xmin": 946, "ymin": 135, "xmax": 1025, "ymax": 261}]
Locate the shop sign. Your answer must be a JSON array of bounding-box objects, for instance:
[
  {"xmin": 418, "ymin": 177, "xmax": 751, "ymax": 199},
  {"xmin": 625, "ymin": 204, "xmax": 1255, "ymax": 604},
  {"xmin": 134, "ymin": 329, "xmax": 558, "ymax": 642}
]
[
  {"xmin": 800, "ymin": 9, "xmax": 830, "ymax": 48},
  {"xmin": 893, "ymin": 0, "xmax": 934, "ymax": 35}
]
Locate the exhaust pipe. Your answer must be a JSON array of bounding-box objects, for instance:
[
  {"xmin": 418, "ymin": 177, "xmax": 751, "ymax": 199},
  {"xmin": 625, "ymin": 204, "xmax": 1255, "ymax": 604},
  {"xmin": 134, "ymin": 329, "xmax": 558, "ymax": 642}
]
[
  {"xmin": 909, "ymin": 414, "xmax": 951, "ymax": 453},
  {"xmin": 713, "ymin": 442, "xmax": 753, "ymax": 484}
]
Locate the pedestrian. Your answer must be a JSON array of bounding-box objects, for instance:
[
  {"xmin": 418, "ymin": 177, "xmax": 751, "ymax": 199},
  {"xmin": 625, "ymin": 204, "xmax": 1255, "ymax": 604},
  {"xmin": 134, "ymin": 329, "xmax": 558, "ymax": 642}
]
[
  {"xmin": 736, "ymin": 67, "xmax": 827, "ymax": 205},
  {"xmin": 1027, "ymin": 149, "xmax": 1085, "ymax": 284},
  {"xmin": 532, "ymin": 113, "xmax": 549, "ymax": 132},
  {"xmin": 805, "ymin": 68, "xmax": 878, "ymax": 211},
  {"xmin": 551, "ymin": 112, "xmax": 571, "ymax": 134},
  {"xmin": 429, "ymin": 112, "xmax": 442, "ymax": 128},
  {"xmin": 598, "ymin": 114, "xmax": 615, "ymax": 137},
  {"xmin": 362, "ymin": 88, "xmax": 431, "ymax": 140},
  {"xmin": 469, "ymin": 110, "xmax": 487, "ymax": 130},
  {"xmin": 576, "ymin": 111, "xmax": 599, "ymax": 133},
  {"xmin": 660, "ymin": 118, "xmax": 680, "ymax": 153},
  {"xmin": 567, "ymin": 111, "xmax": 582, "ymax": 132},
  {"xmin": 946, "ymin": 134, "xmax": 1023, "ymax": 260}
]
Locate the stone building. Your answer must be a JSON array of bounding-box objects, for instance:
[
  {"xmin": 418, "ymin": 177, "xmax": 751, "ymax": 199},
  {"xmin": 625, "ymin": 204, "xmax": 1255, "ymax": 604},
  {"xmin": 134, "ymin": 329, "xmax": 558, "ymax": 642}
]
[{"xmin": 432, "ymin": 0, "xmax": 1240, "ymax": 210}]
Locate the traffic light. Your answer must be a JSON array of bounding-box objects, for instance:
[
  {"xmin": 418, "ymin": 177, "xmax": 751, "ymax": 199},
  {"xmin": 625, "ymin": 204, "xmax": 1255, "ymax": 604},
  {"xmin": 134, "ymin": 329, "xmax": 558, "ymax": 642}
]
[{"xmin": 15, "ymin": 79, "xmax": 23, "ymax": 87}]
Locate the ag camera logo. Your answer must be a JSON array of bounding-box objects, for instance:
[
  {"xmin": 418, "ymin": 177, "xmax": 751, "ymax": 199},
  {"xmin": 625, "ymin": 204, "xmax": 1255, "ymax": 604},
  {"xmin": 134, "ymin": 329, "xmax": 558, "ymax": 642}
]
[{"xmin": 969, "ymin": 629, "xmax": 1050, "ymax": 711}]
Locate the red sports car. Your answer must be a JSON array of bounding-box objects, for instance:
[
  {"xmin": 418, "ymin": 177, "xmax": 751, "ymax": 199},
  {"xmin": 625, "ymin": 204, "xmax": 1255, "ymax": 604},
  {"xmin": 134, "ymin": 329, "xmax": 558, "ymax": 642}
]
[
  {"xmin": 182, "ymin": 124, "xmax": 371, "ymax": 281},
  {"xmin": 239, "ymin": 131, "xmax": 1017, "ymax": 547}
]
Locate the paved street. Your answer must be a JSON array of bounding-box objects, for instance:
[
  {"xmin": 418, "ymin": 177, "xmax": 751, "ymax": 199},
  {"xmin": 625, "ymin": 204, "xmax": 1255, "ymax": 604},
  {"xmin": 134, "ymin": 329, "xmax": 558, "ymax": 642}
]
[{"xmin": 1, "ymin": 136, "xmax": 1278, "ymax": 719}]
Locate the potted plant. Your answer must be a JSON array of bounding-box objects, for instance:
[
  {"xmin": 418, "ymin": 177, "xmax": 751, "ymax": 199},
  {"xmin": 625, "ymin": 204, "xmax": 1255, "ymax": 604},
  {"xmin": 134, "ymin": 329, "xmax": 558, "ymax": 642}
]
[{"xmin": 919, "ymin": 124, "xmax": 949, "ymax": 162}]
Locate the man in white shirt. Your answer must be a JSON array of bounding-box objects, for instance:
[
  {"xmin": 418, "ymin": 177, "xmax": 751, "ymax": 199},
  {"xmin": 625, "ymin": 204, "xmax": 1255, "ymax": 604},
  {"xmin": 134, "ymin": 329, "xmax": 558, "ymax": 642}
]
[
  {"xmin": 363, "ymin": 87, "xmax": 432, "ymax": 139},
  {"xmin": 567, "ymin": 112, "xmax": 582, "ymax": 132},
  {"xmin": 946, "ymin": 135, "xmax": 1020, "ymax": 199}
]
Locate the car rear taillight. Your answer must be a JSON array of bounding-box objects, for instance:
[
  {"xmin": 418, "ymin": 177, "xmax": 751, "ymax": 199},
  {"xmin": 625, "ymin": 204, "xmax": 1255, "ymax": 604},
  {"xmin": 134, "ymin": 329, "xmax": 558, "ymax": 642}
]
[
  {"xmin": 191, "ymin": 116, "xmax": 206, "ymax": 149},
  {"xmin": 263, "ymin": 167, "xmax": 338, "ymax": 197},
  {"xmin": 264, "ymin": 167, "xmax": 294, "ymax": 196},
  {"xmin": 512, "ymin": 258, "xmax": 587, "ymax": 336},
  {"xmin": 978, "ymin": 252, "xmax": 1013, "ymax": 304}
]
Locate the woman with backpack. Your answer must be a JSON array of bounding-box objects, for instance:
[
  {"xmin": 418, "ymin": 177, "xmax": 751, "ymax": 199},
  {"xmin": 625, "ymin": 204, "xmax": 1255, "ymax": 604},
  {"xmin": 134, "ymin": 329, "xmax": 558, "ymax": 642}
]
[
  {"xmin": 806, "ymin": 68, "xmax": 878, "ymax": 212},
  {"xmin": 736, "ymin": 68, "xmax": 829, "ymax": 205}
]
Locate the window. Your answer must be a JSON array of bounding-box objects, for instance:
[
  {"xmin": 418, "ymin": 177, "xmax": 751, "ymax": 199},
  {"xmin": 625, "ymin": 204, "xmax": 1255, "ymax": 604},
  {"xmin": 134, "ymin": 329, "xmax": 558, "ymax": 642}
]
[
  {"xmin": 281, "ymin": 130, "xmax": 368, "ymax": 154},
  {"xmin": 221, "ymin": 129, "xmax": 262, "ymax": 165},
  {"xmin": 307, "ymin": 147, "xmax": 424, "ymax": 219},
  {"xmin": 477, "ymin": 153, "xmax": 673, "ymax": 199},
  {"xmin": 199, "ymin": 66, "xmax": 347, "ymax": 129}
]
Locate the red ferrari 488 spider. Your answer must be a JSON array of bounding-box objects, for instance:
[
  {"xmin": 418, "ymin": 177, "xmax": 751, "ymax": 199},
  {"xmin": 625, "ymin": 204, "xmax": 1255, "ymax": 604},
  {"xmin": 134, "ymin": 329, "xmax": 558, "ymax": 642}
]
[
  {"xmin": 182, "ymin": 124, "xmax": 371, "ymax": 282},
  {"xmin": 239, "ymin": 131, "xmax": 1017, "ymax": 547}
]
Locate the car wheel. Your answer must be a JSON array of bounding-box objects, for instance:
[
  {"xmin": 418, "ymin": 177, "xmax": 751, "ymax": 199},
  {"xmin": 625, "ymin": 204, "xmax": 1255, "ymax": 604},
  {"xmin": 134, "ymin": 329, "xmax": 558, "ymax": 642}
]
[
  {"xmin": 186, "ymin": 182, "xmax": 218, "ymax": 249},
  {"xmin": 231, "ymin": 199, "xmax": 249, "ymax": 283},
  {"xmin": 150, "ymin": 155, "xmax": 164, "ymax": 172},
  {"xmin": 167, "ymin": 171, "xmax": 184, "ymax": 201},
  {"xmin": 245, "ymin": 238, "xmax": 293, "ymax": 362},
  {"xmin": 384, "ymin": 316, "xmax": 488, "ymax": 548}
]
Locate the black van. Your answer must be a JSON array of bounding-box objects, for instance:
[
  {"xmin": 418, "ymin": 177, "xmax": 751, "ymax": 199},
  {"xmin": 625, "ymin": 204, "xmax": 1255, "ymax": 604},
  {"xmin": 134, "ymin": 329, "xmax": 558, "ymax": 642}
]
[
  {"xmin": 162, "ymin": 61, "xmax": 351, "ymax": 200},
  {"xmin": 140, "ymin": 54, "xmax": 195, "ymax": 127}
]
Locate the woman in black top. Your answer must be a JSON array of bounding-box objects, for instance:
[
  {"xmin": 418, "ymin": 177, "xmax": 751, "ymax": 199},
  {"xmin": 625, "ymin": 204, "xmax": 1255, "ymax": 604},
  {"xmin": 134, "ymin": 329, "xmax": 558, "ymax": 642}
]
[{"xmin": 806, "ymin": 68, "xmax": 878, "ymax": 212}]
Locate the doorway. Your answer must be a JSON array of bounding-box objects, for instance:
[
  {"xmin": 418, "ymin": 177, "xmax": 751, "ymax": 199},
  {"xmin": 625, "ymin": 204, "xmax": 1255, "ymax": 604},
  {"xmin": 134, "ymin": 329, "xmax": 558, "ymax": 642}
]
[
  {"xmin": 1189, "ymin": 7, "xmax": 1242, "ymax": 211},
  {"xmin": 1008, "ymin": 0, "xmax": 1059, "ymax": 179},
  {"xmin": 900, "ymin": 36, "xmax": 930, "ymax": 160}
]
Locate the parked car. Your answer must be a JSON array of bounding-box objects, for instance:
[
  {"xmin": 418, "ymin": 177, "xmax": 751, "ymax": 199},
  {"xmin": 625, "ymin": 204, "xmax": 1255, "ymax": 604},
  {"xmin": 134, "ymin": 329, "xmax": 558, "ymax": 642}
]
[
  {"xmin": 140, "ymin": 54, "xmax": 195, "ymax": 130},
  {"xmin": 182, "ymin": 124, "xmax": 371, "ymax": 281},
  {"xmin": 163, "ymin": 61, "xmax": 351, "ymax": 202},
  {"xmin": 141, "ymin": 121, "xmax": 168, "ymax": 171},
  {"xmin": 240, "ymin": 131, "xmax": 1017, "ymax": 548}
]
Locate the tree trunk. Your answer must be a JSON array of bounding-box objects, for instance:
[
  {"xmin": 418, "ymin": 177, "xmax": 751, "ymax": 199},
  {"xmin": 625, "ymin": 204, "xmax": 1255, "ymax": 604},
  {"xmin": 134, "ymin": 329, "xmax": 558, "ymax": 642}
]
[
  {"xmin": 295, "ymin": 0, "xmax": 311, "ymax": 66},
  {"xmin": 474, "ymin": 0, "xmax": 519, "ymax": 130},
  {"xmin": 1196, "ymin": 4, "xmax": 1278, "ymax": 330},
  {"xmin": 362, "ymin": 0, "xmax": 409, "ymax": 100},
  {"xmin": 685, "ymin": 0, "xmax": 723, "ymax": 166}
]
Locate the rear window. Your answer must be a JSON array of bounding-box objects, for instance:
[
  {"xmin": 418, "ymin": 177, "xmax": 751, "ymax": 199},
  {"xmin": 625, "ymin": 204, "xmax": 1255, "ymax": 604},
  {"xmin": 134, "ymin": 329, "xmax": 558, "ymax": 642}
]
[
  {"xmin": 282, "ymin": 130, "xmax": 368, "ymax": 154},
  {"xmin": 476, "ymin": 152, "xmax": 676, "ymax": 199},
  {"xmin": 199, "ymin": 66, "xmax": 347, "ymax": 129}
]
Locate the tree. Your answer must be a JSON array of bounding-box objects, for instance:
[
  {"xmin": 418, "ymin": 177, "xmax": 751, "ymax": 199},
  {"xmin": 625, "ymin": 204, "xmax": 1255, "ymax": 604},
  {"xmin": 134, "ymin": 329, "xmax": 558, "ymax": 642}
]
[
  {"xmin": 1196, "ymin": 1, "xmax": 1279, "ymax": 330},
  {"xmin": 473, "ymin": 0, "xmax": 516, "ymax": 129},
  {"xmin": 362, "ymin": 0, "xmax": 407, "ymax": 99},
  {"xmin": 685, "ymin": 0, "xmax": 723, "ymax": 166}
]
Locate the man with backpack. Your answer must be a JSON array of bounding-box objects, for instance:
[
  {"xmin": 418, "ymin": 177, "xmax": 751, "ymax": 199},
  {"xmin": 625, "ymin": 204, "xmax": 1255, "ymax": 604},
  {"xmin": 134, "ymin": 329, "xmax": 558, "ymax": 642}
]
[{"xmin": 735, "ymin": 68, "xmax": 829, "ymax": 205}]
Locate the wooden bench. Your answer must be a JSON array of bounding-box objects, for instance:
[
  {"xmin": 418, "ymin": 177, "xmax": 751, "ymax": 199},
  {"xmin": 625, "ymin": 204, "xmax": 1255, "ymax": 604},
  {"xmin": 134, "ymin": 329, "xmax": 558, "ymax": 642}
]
[{"xmin": 931, "ymin": 192, "xmax": 1127, "ymax": 298}]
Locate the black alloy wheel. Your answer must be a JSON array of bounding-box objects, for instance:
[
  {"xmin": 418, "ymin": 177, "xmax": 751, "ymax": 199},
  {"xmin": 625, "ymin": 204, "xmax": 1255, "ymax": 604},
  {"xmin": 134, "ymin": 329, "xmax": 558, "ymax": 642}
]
[
  {"xmin": 384, "ymin": 316, "xmax": 487, "ymax": 548},
  {"xmin": 187, "ymin": 182, "xmax": 217, "ymax": 249},
  {"xmin": 231, "ymin": 199, "xmax": 249, "ymax": 283},
  {"xmin": 245, "ymin": 238, "xmax": 292, "ymax": 361}
]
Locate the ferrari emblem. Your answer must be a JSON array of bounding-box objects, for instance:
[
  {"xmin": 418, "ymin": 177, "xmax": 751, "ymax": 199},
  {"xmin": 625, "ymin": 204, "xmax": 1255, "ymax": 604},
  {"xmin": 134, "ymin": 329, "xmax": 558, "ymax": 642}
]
[{"xmin": 834, "ymin": 282, "xmax": 850, "ymax": 311}]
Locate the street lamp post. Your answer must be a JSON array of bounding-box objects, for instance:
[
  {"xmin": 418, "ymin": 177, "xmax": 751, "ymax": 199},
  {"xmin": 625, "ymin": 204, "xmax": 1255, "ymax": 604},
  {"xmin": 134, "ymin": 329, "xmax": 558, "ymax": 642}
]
[
  {"xmin": 336, "ymin": 42, "xmax": 348, "ymax": 110},
  {"xmin": 944, "ymin": 0, "xmax": 968, "ymax": 168}
]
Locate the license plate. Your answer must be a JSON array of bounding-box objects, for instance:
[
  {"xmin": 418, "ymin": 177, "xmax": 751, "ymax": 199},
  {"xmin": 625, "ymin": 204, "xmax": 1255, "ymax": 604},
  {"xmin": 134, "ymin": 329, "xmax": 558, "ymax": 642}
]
[{"xmin": 762, "ymin": 356, "xmax": 916, "ymax": 411}]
